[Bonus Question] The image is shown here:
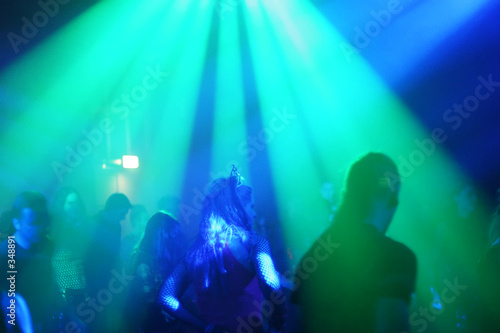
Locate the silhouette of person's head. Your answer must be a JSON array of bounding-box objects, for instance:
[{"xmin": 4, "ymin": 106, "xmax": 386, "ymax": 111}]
[
  {"xmin": 338, "ymin": 152, "xmax": 400, "ymax": 233},
  {"xmin": 138, "ymin": 212, "xmax": 184, "ymax": 275},
  {"xmin": 103, "ymin": 193, "xmax": 131, "ymax": 224},
  {"xmin": 202, "ymin": 176, "xmax": 254, "ymax": 232},
  {"xmin": 11, "ymin": 191, "xmax": 50, "ymax": 249}
]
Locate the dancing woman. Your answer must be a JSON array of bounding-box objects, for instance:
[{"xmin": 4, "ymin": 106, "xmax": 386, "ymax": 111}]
[{"xmin": 158, "ymin": 168, "xmax": 285, "ymax": 333}]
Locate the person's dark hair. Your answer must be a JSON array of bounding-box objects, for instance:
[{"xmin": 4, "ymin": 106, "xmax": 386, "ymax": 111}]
[
  {"xmin": 99, "ymin": 193, "xmax": 131, "ymax": 225},
  {"xmin": 136, "ymin": 212, "xmax": 184, "ymax": 277},
  {"xmin": 335, "ymin": 152, "xmax": 399, "ymax": 227},
  {"xmin": 187, "ymin": 176, "xmax": 252, "ymax": 296},
  {"xmin": 105, "ymin": 193, "xmax": 131, "ymax": 211},
  {"xmin": 12, "ymin": 191, "xmax": 49, "ymax": 224}
]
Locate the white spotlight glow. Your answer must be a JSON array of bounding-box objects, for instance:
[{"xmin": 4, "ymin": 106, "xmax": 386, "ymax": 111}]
[{"xmin": 122, "ymin": 155, "xmax": 139, "ymax": 169}]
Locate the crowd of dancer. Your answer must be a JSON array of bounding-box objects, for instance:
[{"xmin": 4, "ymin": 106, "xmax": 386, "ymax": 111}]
[{"xmin": 1, "ymin": 152, "xmax": 499, "ymax": 333}]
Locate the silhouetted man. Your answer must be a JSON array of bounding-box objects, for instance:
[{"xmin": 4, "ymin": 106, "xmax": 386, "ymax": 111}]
[
  {"xmin": 292, "ymin": 152, "xmax": 417, "ymax": 333},
  {"xmin": 84, "ymin": 193, "xmax": 131, "ymax": 333}
]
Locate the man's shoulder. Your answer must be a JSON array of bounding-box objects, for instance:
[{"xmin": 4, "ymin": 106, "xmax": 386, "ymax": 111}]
[
  {"xmin": 381, "ymin": 235, "xmax": 416, "ymax": 260},
  {"xmin": 369, "ymin": 234, "xmax": 417, "ymax": 274}
]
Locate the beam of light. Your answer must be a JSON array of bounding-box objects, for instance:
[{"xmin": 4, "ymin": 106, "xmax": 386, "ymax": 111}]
[
  {"xmin": 349, "ymin": 0, "xmax": 493, "ymax": 83},
  {"xmin": 234, "ymin": 2, "xmax": 286, "ymax": 272},
  {"xmin": 176, "ymin": 4, "xmax": 223, "ymax": 232},
  {"xmin": 127, "ymin": 0, "xmax": 216, "ymax": 202},
  {"xmin": 2, "ymin": 0, "xmax": 166, "ymax": 115},
  {"xmin": 242, "ymin": 2, "xmax": 492, "ymax": 308},
  {"xmin": 212, "ymin": 8, "xmax": 248, "ymax": 179},
  {"xmin": 0, "ymin": 0, "xmax": 168, "ymax": 192},
  {"xmin": 241, "ymin": 0, "xmax": 389, "ymax": 260},
  {"xmin": 1, "ymin": 0, "xmax": 215, "ymax": 201}
]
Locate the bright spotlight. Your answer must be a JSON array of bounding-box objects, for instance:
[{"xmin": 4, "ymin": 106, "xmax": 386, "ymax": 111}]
[{"xmin": 122, "ymin": 155, "xmax": 139, "ymax": 169}]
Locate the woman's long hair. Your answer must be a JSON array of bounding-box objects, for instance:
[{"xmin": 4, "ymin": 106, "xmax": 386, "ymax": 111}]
[
  {"xmin": 136, "ymin": 212, "xmax": 185, "ymax": 278},
  {"xmin": 187, "ymin": 176, "xmax": 252, "ymax": 296},
  {"xmin": 50, "ymin": 187, "xmax": 86, "ymax": 224}
]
